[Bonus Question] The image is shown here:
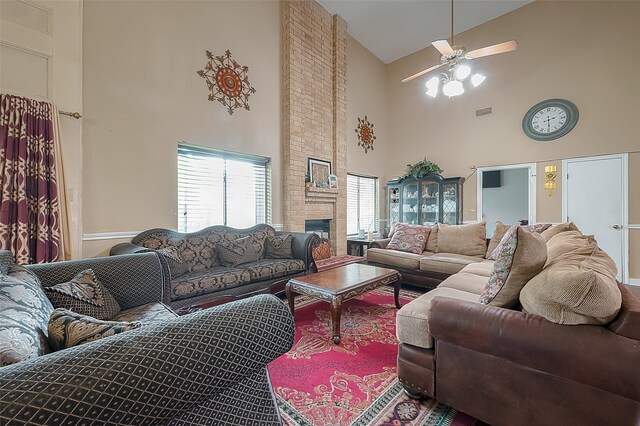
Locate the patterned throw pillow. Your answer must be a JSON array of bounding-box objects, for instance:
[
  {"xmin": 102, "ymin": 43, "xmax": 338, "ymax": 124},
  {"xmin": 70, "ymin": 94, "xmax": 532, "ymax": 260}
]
[
  {"xmin": 386, "ymin": 224, "xmax": 431, "ymax": 254},
  {"xmin": 264, "ymin": 234, "xmax": 293, "ymax": 259},
  {"xmin": 156, "ymin": 246, "xmax": 189, "ymax": 278},
  {"xmin": 479, "ymin": 227, "xmax": 547, "ymax": 307},
  {"xmin": 0, "ymin": 266, "xmax": 54, "ymax": 366},
  {"xmin": 487, "ymin": 224, "xmax": 551, "ymax": 260},
  {"xmin": 48, "ymin": 308, "xmax": 141, "ymax": 351},
  {"xmin": 217, "ymin": 236, "xmax": 261, "ymax": 267},
  {"xmin": 44, "ymin": 269, "xmax": 121, "ymax": 320},
  {"xmin": 312, "ymin": 240, "xmax": 332, "ymax": 261}
]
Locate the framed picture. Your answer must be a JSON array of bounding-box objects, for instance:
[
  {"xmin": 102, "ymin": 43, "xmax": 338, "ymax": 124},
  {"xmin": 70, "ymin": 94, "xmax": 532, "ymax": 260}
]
[
  {"xmin": 329, "ymin": 174, "xmax": 338, "ymax": 189},
  {"xmin": 308, "ymin": 158, "xmax": 332, "ymax": 187}
]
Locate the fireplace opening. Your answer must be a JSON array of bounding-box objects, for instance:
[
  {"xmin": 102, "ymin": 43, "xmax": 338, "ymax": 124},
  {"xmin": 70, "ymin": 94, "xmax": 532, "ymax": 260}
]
[{"xmin": 305, "ymin": 219, "xmax": 331, "ymax": 240}]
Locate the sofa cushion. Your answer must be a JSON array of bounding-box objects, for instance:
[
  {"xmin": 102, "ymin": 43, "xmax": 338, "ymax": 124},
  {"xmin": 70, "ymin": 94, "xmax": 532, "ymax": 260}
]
[
  {"xmin": 540, "ymin": 221, "xmax": 579, "ymax": 242},
  {"xmin": 419, "ymin": 253, "xmax": 484, "ymax": 275},
  {"xmin": 264, "ymin": 234, "xmax": 293, "ymax": 259},
  {"xmin": 156, "ymin": 246, "xmax": 189, "ymax": 278},
  {"xmin": 425, "ymin": 224, "xmax": 438, "ymax": 253},
  {"xmin": 0, "ymin": 265, "xmax": 54, "ymax": 366},
  {"xmin": 436, "ymin": 222, "xmax": 487, "ymax": 257},
  {"xmin": 397, "ymin": 288, "xmax": 480, "ymax": 349},
  {"xmin": 545, "ymin": 230, "xmax": 593, "ymax": 264},
  {"xmin": 48, "ymin": 308, "xmax": 141, "ymax": 351},
  {"xmin": 520, "ymin": 233, "xmax": 621, "ymax": 325},
  {"xmin": 366, "ymin": 248, "xmax": 424, "ymax": 270},
  {"xmin": 459, "ymin": 260, "xmax": 495, "ymax": 277},
  {"xmin": 217, "ymin": 236, "xmax": 261, "ymax": 267},
  {"xmin": 44, "ymin": 269, "xmax": 121, "ymax": 320},
  {"xmin": 487, "ymin": 223, "xmax": 551, "ymax": 260},
  {"xmin": 439, "ymin": 272, "xmax": 489, "ymax": 295},
  {"xmin": 171, "ymin": 267, "xmax": 251, "ymax": 301},
  {"xmin": 112, "ymin": 302, "xmax": 178, "ymax": 324},
  {"xmin": 387, "ymin": 224, "xmax": 431, "ymax": 254},
  {"xmin": 480, "ymin": 227, "xmax": 547, "ymax": 307},
  {"xmin": 243, "ymin": 259, "xmax": 305, "ymax": 282},
  {"xmin": 486, "ymin": 221, "xmax": 510, "ymax": 258},
  {"xmin": 607, "ymin": 284, "xmax": 640, "ymax": 341}
]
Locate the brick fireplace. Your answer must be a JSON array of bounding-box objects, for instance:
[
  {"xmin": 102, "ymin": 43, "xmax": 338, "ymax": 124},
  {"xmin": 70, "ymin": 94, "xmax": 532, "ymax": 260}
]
[{"xmin": 281, "ymin": 0, "xmax": 347, "ymax": 254}]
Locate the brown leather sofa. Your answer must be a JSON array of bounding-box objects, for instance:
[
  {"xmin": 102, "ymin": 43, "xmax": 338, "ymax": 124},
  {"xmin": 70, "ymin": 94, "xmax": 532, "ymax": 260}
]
[{"xmin": 396, "ymin": 225, "xmax": 640, "ymax": 426}]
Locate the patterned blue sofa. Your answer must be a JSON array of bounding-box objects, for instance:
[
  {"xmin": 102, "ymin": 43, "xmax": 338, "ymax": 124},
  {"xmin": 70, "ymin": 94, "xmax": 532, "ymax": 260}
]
[
  {"xmin": 111, "ymin": 224, "xmax": 319, "ymax": 310},
  {"xmin": 0, "ymin": 250, "xmax": 294, "ymax": 425}
]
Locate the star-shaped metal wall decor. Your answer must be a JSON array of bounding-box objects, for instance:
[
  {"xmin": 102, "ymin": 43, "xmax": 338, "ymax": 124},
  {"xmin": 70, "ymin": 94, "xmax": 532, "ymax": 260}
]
[
  {"xmin": 355, "ymin": 116, "xmax": 376, "ymax": 153},
  {"xmin": 197, "ymin": 50, "xmax": 256, "ymax": 115}
]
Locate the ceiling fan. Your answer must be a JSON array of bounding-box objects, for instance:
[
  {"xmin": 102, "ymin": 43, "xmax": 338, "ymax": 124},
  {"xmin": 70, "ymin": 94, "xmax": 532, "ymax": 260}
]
[{"xmin": 402, "ymin": 0, "xmax": 518, "ymax": 97}]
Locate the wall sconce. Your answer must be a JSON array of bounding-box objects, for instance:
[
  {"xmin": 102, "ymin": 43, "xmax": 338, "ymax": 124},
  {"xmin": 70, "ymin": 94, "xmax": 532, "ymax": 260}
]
[{"xmin": 544, "ymin": 165, "xmax": 557, "ymax": 196}]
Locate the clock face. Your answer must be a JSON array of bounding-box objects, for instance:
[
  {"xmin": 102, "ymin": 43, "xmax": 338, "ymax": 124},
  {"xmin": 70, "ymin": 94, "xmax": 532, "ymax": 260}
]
[{"xmin": 522, "ymin": 99, "xmax": 579, "ymax": 141}]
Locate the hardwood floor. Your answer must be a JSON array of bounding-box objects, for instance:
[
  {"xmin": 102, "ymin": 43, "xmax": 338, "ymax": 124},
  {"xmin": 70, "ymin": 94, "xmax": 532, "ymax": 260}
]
[{"xmin": 623, "ymin": 283, "xmax": 640, "ymax": 299}]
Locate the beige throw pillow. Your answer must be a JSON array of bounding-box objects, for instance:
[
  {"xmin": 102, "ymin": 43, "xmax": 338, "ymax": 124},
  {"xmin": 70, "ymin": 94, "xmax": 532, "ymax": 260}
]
[
  {"xmin": 485, "ymin": 221, "xmax": 511, "ymax": 258},
  {"xmin": 425, "ymin": 224, "xmax": 438, "ymax": 253},
  {"xmin": 520, "ymin": 233, "xmax": 621, "ymax": 325},
  {"xmin": 540, "ymin": 222, "xmax": 579, "ymax": 242},
  {"xmin": 436, "ymin": 222, "xmax": 486, "ymax": 257},
  {"xmin": 479, "ymin": 227, "xmax": 547, "ymax": 307}
]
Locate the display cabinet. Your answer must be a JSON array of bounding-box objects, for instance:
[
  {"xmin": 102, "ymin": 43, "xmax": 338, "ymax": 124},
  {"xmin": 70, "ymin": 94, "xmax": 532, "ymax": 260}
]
[{"xmin": 388, "ymin": 175, "xmax": 464, "ymax": 226}]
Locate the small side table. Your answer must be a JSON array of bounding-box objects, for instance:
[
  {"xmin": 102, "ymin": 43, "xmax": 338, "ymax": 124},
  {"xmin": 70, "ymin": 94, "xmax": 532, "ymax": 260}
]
[{"xmin": 346, "ymin": 238, "xmax": 372, "ymax": 256}]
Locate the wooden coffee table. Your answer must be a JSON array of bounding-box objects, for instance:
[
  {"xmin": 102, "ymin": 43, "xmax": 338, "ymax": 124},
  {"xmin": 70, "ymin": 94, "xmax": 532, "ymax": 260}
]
[{"xmin": 286, "ymin": 263, "xmax": 402, "ymax": 344}]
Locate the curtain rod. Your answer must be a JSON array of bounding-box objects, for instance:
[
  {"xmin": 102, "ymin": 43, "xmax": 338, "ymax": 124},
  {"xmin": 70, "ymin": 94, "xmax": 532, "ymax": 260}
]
[{"xmin": 60, "ymin": 111, "xmax": 82, "ymax": 119}]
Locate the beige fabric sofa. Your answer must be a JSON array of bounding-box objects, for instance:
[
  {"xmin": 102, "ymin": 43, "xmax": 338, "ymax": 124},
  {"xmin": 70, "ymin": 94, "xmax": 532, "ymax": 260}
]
[{"xmin": 367, "ymin": 222, "xmax": 490, "ymax": 289}]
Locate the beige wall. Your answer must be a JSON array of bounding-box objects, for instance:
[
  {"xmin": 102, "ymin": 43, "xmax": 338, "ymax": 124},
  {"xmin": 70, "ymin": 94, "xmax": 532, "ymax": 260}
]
[
  {"xmin": 346, "ymin": 34, "xmax": 389, "ymax": 231},
  {"xmin": 82, "ymin": 0, "xmax": 281, "ymax": 257},
  {"xmin": 385, "ymin": 1, "xmax": 640, "ymax": 279}
]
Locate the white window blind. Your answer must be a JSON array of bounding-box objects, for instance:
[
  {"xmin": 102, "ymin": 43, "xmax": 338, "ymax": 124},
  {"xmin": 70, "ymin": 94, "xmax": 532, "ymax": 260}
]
[
  {"xmin": 178, "ymin": 144, "xmax": 269, "ymax": 232},
  {"xmin": 347, "ymin": 174, "xmax": 379, "ymax": 236}
]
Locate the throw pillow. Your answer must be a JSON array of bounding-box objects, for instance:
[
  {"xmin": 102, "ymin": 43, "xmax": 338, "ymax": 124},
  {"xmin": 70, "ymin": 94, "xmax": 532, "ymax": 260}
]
[
  {"xmin": 217, "ymin": 236, "xmax": 261, "ymax": 267},
  {"xmin": 44, "ymin": 269, "xmax": 121, "ymax": 320},
  {"xmin": 540, "ymin": 222, "xmax": 579, "ymax": 242},
  {"xmin": 156, "ymin": 246, "xmax": 189, "ymax": 278},
  {"xmin": 0, "ymin": 266, "xmax": 54, "ymax": 366},
  {"xmin": 425, "ymin": 224, "xmax": 438, "ymax": 253},
  {"xmin": 48, "ymin": 308, "xmax": 141, "ymax": 351},
  {"xmin": 386, "ymin": 224, "xmax": 431, "ymax": 254},
  {"xmin": 479, "ymin": 227, "xmax": 547, "ymax": 307},
  {"xmin": 485, "ymin": 221, "xmax": 511, "ymax": 258},
  {"xmin": 436, "ymin": 222, "xmax": 486, "ymax": 257},
  {"xmin": 487, "ymin": 223, "xmax": 552, "ymax": 260},
  {"xmin": 264, "ymin": 234, "xmax": 293, "ymax": 259},
  {"xmin": 520, "ymin": 237, "xmax": 621, "ymax": 325},
  {"xmin": 312, "ymin": 240, "xmax": 332, "ymax": 261}
]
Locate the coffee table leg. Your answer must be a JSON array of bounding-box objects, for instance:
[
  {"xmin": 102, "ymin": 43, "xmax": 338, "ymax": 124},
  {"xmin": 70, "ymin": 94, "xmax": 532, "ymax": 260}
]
[
  {"xmin": 286, "ymin": 284, "xmax": 295, "ymax": 313},
  {"xmin": 331, "ymin": 297, "xmax": 342, "ymax": 344},
  {"xmin": 394, "ymin": 276, "xmax": 402, "ymax": 309}
]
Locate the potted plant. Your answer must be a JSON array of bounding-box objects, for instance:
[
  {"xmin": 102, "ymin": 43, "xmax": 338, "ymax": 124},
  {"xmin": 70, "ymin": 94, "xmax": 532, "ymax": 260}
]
[{"xmin": 401, "ymin": 157, "xmax": 443, "ymax": 179}]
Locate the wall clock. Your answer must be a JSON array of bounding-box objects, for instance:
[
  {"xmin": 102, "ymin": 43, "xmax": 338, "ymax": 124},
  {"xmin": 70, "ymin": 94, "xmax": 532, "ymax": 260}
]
[{"xmin": 522, "ymin": 98, "xmax": 579, "ymax": 141}]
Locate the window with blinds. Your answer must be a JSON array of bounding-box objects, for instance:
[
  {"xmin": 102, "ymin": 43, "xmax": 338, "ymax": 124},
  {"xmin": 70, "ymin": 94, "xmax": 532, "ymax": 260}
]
[
  {"xmin": 177, "ymin": 144, "xmax": 270, "ymax": 232},
  {"xmin": 347, "ymin": 174, "xmax": 379, "ymax": 236}
]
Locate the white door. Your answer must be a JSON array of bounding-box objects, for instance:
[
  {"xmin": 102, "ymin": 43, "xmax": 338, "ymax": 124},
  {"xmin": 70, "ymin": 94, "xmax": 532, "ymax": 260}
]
[{"xmin": 563, "ymin": 155, "xmax": 627, "ymax": 281}]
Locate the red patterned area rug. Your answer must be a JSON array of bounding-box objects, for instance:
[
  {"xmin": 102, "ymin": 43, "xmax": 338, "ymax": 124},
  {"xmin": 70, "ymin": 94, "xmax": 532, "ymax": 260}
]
[{"xmin": 269, "ymin": 286, "xmax": 477, "ymax": 426}]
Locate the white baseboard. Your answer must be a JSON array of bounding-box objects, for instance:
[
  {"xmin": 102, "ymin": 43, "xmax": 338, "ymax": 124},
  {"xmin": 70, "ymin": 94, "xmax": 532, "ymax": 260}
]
[{"xmin": 627, "ymin": 278, "xmax": 640, "ymax": 286}]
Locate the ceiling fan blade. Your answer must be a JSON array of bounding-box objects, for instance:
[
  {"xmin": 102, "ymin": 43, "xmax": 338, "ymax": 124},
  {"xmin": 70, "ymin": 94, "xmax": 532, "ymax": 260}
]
[
  {"xmin": 466, "ymin": 40, "xmax": 518, "ymax": 59},
  {"xmin": 401, "ymin": 63, "xmax": 445, "ymax": 83},
  {"xmin": 432, "ymin": 39, "xmax": 454, "ymax": 56}
]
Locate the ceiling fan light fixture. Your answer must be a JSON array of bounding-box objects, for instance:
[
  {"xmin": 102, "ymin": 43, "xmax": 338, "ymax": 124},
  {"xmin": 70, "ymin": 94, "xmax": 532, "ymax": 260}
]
[
  {"xmin": 454, "ymin": 64, "xmax": 471, "ymax": 80},
  {"xmin": 425, "ymin": 76, "xmax": 439, "ymax": 97},
  {"xmin": 442, "ymin": 80, "xmax": 464, "ymax": 97},
  {"xmin": 471, "ymin": 73, "xmax": 486, "ymax": 87}
]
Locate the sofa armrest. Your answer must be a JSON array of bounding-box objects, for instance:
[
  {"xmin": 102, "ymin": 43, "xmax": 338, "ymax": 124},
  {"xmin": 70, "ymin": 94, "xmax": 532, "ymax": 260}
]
[
  {"xmin": 26, "ymin": 252, "xmax": 167, "ymax": 310},
  {"xmin": 369, "ymin": 238, "xmax": 391, "ymax": 249},
  {"xmin": 0, "ymin": 294, "xmax": 294, "ymax": 425},
  {"xmin": 428, "ymin": 297, "xmax": 640, "ymax": 401},
  {"xmin": 279, "ymin": 231, "xmax": 320, "ymax": 274},
  {"xmin": 109, "ymin": 242, "xmax": 152, "ymax": 256}
]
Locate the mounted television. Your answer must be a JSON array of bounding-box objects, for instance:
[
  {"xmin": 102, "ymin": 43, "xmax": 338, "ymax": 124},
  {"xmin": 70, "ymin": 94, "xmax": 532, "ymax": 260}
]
[{"xmin": 483, "ymin": 170, "xmax": 502, "ymax": 188}]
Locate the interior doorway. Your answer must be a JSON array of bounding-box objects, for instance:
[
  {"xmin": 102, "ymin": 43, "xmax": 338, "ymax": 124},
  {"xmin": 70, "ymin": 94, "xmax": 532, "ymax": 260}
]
[
  {"xmin": 477, "ymin": 163, "xmax": 536, "ymax": 238},
  {"xmin": 563, "ymin": 154, "xmax": 628, "ymax": 282}
]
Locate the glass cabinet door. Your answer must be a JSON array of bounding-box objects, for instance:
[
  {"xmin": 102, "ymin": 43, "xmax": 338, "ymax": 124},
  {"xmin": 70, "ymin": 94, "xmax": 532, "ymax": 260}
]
[
  {"xmin": 402, "ymin": 183, "xmax": 419, "ymax": 224},
  {"xmin": 389, "ymin": 187, "xmax": 400, "ymax": 225},
  {"xmin": 441, "ymin": 182, "xmax": 459, "ymax": 224},
  {"xmin": 420, "ymin": 181, "xmax": 439, "ymax": 225}
]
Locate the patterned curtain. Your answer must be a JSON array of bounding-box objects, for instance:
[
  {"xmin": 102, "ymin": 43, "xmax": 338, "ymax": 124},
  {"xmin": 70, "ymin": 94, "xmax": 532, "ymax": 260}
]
[{"xmin": 0, "ymin": 94, "xmax": 62, "ymax": 264}]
